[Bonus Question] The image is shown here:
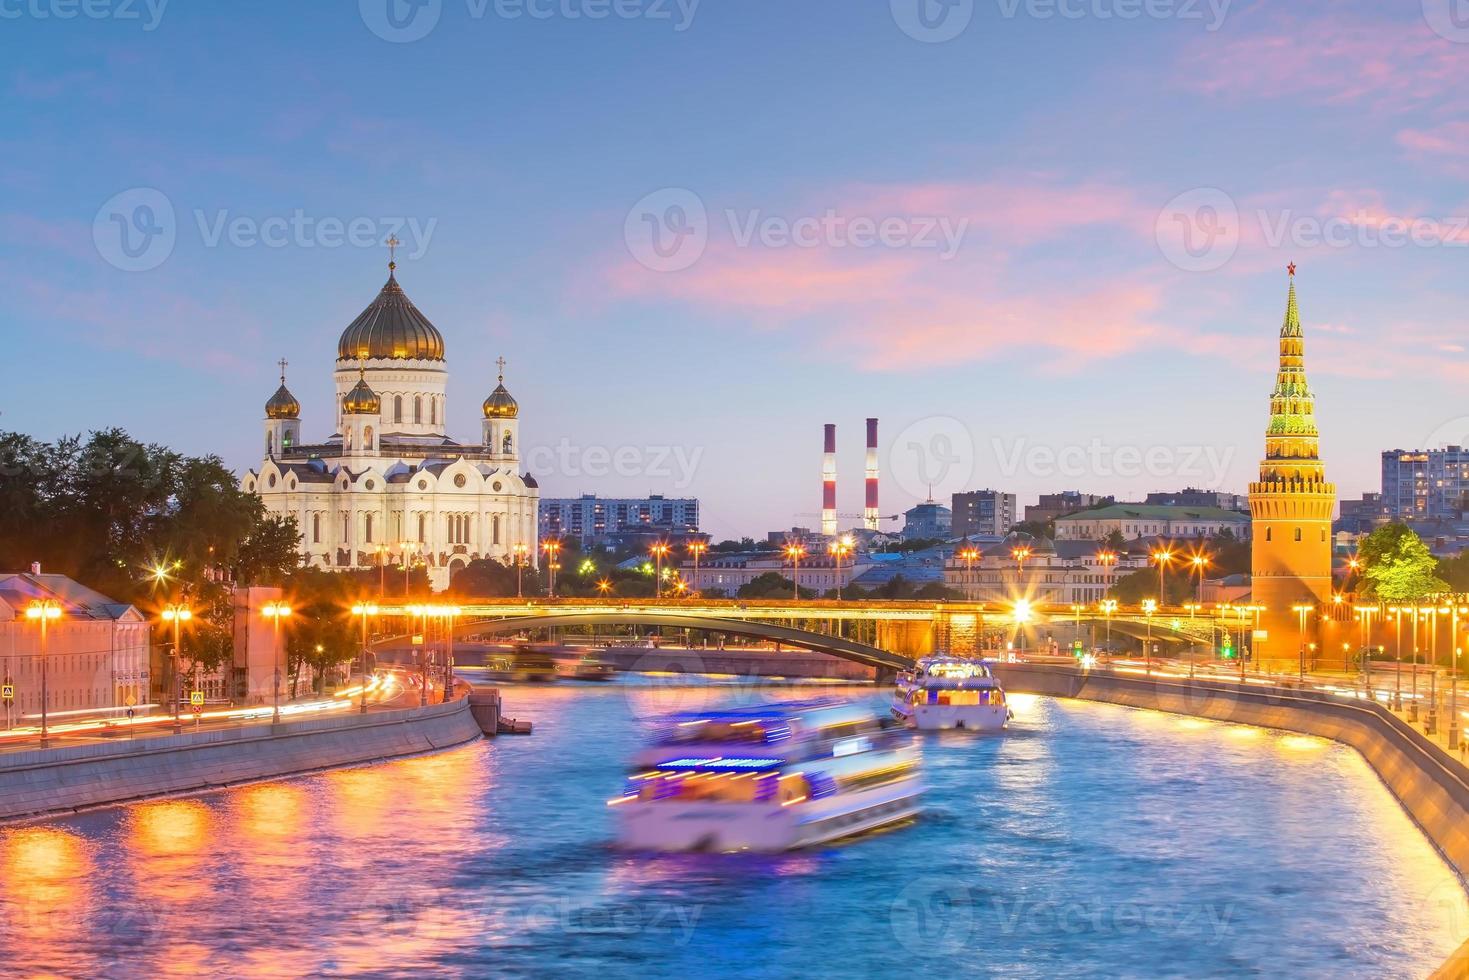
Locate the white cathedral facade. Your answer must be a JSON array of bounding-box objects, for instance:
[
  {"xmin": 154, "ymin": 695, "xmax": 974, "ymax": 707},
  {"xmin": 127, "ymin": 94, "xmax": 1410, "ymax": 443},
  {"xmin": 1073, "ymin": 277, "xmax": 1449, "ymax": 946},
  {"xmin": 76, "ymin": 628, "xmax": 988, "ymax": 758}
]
[{"xmin": 244, "ymin": 260, "xmax": 539, "ymax": 591}]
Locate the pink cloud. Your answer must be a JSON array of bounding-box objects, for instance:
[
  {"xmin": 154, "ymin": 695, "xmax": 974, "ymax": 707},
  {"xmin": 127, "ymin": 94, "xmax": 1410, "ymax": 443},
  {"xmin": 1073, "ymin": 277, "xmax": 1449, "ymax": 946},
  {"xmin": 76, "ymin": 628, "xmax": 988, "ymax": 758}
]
[{"xmin": 1396, "ymin": 122, "xmax": 1469, "ymax": 173}]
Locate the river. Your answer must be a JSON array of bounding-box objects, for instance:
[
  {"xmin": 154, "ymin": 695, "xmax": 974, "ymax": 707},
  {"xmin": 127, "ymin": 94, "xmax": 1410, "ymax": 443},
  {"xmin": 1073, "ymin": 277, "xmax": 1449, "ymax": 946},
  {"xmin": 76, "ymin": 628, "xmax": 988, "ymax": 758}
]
[{"xmin": 2, "ymin": 679, "xmax": 1464, "ymax": 978}]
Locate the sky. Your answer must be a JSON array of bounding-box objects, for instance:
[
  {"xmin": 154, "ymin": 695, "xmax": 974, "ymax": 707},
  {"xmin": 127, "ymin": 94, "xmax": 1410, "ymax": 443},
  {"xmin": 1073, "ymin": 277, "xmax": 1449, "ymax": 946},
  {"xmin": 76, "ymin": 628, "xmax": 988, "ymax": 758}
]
[{"xmin": 4, "ymin": 0, "xmax": 1469, "ymax": 539}]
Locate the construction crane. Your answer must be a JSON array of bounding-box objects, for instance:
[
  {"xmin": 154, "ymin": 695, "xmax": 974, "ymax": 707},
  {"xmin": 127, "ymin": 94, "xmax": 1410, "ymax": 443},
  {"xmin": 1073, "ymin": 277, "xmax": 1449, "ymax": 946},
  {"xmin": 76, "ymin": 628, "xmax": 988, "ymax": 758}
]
[{"xmin": 793, "ymin": 512, "xmax": 901, "ymax": 522}]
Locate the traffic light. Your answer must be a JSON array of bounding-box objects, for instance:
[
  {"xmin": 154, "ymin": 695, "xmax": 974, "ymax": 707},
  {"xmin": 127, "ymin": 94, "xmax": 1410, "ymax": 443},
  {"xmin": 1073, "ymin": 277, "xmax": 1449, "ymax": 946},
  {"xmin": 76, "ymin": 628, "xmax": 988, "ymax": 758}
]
[{"xmin": 1221, "ymin": 639, "xmax": 1235, "ymax": 660}]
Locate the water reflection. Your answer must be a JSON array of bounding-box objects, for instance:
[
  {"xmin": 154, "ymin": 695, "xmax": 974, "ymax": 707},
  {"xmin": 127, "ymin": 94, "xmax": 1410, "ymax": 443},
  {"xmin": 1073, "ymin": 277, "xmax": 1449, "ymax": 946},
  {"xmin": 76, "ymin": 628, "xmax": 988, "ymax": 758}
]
[{"xmin": 0, "ymin": 687, "xmax": 1462, "ymax": 979}]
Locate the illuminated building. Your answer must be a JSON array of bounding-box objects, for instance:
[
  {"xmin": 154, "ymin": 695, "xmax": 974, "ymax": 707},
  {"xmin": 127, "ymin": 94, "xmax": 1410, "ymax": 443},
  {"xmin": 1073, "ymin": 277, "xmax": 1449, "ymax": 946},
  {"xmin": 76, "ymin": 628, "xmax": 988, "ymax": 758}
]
[
  {"xmin": 1248, "ymin": 267, "xmax": 1336, "ymax": 672},
  {"xmin": 244, "ymin": 257, "xmax": 539, "ymax": 590}
]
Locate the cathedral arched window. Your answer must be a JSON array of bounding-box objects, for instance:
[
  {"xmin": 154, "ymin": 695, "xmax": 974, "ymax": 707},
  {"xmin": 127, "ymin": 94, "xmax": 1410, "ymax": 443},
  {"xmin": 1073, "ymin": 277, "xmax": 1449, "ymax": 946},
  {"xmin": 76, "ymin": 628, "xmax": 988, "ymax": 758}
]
[
  {"xmin": 267, "ymin": 432, "xmax": 274, "ymax": 456},
  {"xmin": 1294, "ymin": 527, "xmax": 1303, "ymax": 542},
  {"xmin": 417, "ymin": 513, "xmax": 426, "ymax": 542},
  {"xmin": 345, "ymin": 428, "xmax": 353, "ymax": 451},
  {"xmin": 415, "ymin": 396, "xmax": 422, "ymax": 423},
  {"xmin": 394, "ymin": 395, "xmax": 403, "ymax": 422},
  {"xmin": 493, "ymin": 514, "xmax": 501, "ymax": 545},
  {"xmin": 431, "ymin": 399, "xmax": 437, "ymax": 425},
  {"xmin": 1265, "ymin": 528, "xmax": 1272, "ymax": 542},
  {"xmin": 312, "ymin": 514, "xmax": 321, "ymax": 543},
  {"xmin": 503, "ymin": 431, "xmax": 513, "ymax": 455},
  {"xmin": 364, "ymin": 426, "xmax": 374, "ymax": 451}
]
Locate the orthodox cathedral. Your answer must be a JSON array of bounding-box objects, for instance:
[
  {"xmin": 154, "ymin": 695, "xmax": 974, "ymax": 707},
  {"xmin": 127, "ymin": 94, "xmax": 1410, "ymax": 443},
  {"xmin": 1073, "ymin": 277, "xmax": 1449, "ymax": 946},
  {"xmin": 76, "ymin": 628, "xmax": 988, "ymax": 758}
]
[{"xmin": 244, "ymin": 256, "xmax": 539, "ymax": 590}]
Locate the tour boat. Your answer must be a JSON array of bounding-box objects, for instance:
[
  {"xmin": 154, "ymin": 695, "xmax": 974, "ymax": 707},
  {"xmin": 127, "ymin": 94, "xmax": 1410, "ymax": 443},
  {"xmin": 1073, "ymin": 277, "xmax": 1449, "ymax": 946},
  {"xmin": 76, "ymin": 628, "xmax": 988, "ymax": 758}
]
[
  {"xmin": 892, "ymin": 656, "xmax": 1010, "ymax": 732},
  {"xmin": 611, "ymin": 698, "xmax": 923, "ymax": 852},
  {"xmin": 560, "ymin": 653, "xmax": 616, "ymax": 682}
]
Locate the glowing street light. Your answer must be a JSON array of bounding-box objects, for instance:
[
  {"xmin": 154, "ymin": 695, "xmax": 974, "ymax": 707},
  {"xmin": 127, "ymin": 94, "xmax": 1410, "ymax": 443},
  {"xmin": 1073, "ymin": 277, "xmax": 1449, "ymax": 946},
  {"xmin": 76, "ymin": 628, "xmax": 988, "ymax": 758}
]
[
  {"xmin": 1142, "ymin": 599, "xmax": 1158, "ymax": 674},
  {"xmin": 350, "ymin": 602, "xmax": 380, "ymax": 714},
  {"xmin": 542, "ymin": 540, "xmax": 563, "ymax": 597},
  {"xmin": 1152, "ymin": 548, "xmax": 1176, "ymax": 607},
  {"xmin": 160, "ymin": 603, "xmax": 193, "ymax": 732},
  {"xmin": 596, "ymin": 579, "xmax": 614, "ymax": 597},
  {"xmin": 513, "ymin": 543, "xmax": 530, "ymax": 599},
  {"xmin": 828, "ymin": 535, "xmax": 854, "ymax": 601},
  {"xmin": 687, "ymin": 541, "xmax": 708, "ymax": 597},
  {"xmin": 1095, "ymin": 549, "xmax": 1119, "ymax": 596},
  {"xmin": 1100, "ymin": 599, "xmax": 1118, "ymax": 655},
  {"xmin": 1189, "ymin": 552, "xmax": 1211, "ymax": 605},
  {"xmin": 1011, "ymin": 544, "xmax": 1033, "ymax": 594},
  {"xmin": 261, "ymin": 601, "xmax": 292, "ymax": 723},
  {"xmin": 25, "ymin": 600, "xmax": 62, "ymax": 746},
  {"xmin": 650, "ymin": 542, "xmax": 672, "ymax": 599},
  {"xmin": 784, "ymin": 543, "xmax": 807, "ymax": 600},
  {"xmin": 957, "ymin": 542, "xmax": 981, "ymax": 602}
]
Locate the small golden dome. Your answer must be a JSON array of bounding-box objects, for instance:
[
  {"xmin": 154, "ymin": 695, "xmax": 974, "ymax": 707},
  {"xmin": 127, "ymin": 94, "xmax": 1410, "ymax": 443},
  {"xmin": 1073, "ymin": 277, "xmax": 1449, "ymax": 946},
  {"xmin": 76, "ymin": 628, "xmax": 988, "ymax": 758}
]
[
  {"xmin": 342, "ymin": 370, "xmax": 381, "ymax": 415},
  {"xmin": 265, "ymin": 383, "xmax": 299, "ymax": 419},
  {"xmin": 483, "ymin": 383, "xmax": 518, "ymax": 419}
]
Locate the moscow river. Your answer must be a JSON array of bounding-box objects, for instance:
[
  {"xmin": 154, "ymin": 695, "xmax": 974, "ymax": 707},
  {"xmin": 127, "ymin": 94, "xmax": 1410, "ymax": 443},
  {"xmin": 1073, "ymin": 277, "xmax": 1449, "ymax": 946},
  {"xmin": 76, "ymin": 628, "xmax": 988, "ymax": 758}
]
[{"xmin": 2, "ymin": 680, "xmax": 1465, "ymax": 979}]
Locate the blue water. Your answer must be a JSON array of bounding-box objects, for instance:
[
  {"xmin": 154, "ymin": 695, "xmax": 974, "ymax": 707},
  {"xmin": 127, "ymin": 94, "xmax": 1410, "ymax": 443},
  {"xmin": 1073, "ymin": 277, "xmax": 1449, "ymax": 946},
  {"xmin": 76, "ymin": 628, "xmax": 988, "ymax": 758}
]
[{"xmin": 2, "ymin": 681, "xmax": 1464, "ymax": 979}]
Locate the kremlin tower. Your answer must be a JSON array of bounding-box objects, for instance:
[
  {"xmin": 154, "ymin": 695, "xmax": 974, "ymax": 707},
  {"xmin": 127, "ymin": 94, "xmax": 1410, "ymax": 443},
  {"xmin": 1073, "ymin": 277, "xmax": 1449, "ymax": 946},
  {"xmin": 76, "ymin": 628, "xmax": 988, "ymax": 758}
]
[{"xmin": 1248, "ymin": 265, "xmax": 1336, "ymax": 673}]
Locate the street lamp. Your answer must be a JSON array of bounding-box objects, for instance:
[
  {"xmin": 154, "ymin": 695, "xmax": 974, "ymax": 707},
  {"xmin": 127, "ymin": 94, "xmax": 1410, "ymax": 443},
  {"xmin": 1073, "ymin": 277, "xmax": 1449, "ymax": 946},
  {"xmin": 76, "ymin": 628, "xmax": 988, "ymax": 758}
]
[
  {"xmin": 1388, "ymin": 607, "xmax": 1404, "ymax": 710},
  {"xmin": 24, "ymin": 600, "xmax": 61, "ymax": 747},
  {"xmin": 784, "ymin": 543, "xmax": 806, "ymax": 600},
  {"xmin": 542, "ymin": 540, "xmax": 563, "ymax": 597},
  {"xmin": 1142, "ymin": 599, "xmax": 1157, "ymax": 674},
  {"xmin": 1100, "ymin": 599, "xmax": 1118, "ymax": 656},
  {"xmin": 374, "ymin": 544, "xmax": 390, "ymax": 597},
  {"xmin": 1011, "ymin": 544, "xmax": 1033, "ymax": 597},
  {"xmin": 442, "ymin": 605, "xmax": 460, "ymax": 703},
  {"xmin": 958, "ymin": 543, "xmax": 981, "ymax": 602},
  {"xmin": 650, "ymin": 542, "xmax": 671, "ymax": 599},
  {"xmin": 1292, "ymin": 604, "xmax": 1314, "ymax": 682},
  {"xmin": 1152, "ymin": 548, "xmax": 1175, "ymax": 607},
  {"xmin": 160, "ymin": 603, "xmax": 193, "ymax": 732},
  {"xmin": 399, "ymin": 541, "xmax": 420, "ymax": 595},
  {"xmin": 513, "ymin": 543, "xmax": 529, "ymax": 599},
  {"xmin": 596, "ymin": 579, "xmax": 614, "ymax": 597},
  {"xmin": 350, "ymin": 602, "xmax": 379, "ymax": 713},
  {"xmin": 687, "ymin": 541, "xmax": 709, "ymax": 597},
  {"xmin": 828, "ymin": 536, "xmax": 853, "ymax": 601},
  {"xmin": 261, "ymin": 601, "xmax": 292, "ymax": 723},
  {"xmin": 1189, "ymin": 552, "xmax": 1211, "ymax": 605},
  {"xmin": 1096, "ymin": 549, "xmax": 1119, "ymax": 597},
  {"xmin": 1012, "ymin": 599, "xmax": 1033, "ymax": 659}
]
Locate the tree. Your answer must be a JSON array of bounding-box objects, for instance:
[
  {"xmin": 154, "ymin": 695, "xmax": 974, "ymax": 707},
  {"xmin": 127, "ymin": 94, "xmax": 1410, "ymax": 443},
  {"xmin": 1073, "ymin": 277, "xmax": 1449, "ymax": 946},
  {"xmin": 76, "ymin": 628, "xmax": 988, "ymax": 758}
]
[
  {"xmin": 1100, "ymin": 528, "xmax": 1127, "ymax": 553},
  {"xmin": 738, "ymin": 572, "xmax": 814, "ymax": 599},
  {"xmin": 450, "ymin": 558, "xmax": 535, "ymax": 598},
  {"xmin": 282, "ymin": 569, "xmax": 359, "ymax": 695},
  {"xmin": 1438, "ymin": 552, "xmax": 1469, "ymax": 594},
  {"xmin": 1358, "ymin": 524, "xmax": 1449, "ymax": 601},
  {"xmin": 1110, "ymin": 566, "xmax": 1191, "ymax": 606}
]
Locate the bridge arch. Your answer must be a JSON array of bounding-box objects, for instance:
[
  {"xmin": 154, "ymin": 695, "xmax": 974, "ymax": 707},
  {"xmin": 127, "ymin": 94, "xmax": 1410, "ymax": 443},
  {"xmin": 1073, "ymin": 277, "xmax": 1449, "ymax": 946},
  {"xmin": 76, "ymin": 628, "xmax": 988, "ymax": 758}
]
[{"xmin": 374, "ymin": 612, "xmax": 914, "ymax": 672}]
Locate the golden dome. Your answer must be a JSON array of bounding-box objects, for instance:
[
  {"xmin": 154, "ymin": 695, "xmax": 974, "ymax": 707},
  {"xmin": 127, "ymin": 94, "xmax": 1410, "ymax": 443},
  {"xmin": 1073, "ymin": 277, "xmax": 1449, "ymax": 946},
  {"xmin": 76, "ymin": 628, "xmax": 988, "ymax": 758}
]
[
  {"xmin": 336, "ymin": 266, "xmax": 446, "ymax": 362},
  {"xmin": 265, "ymin": 360, "xmax": 300, "ymax": 419},
  {"xmin": 483, "ymin": 382, "xmax": 518, "ymax": 419},
  {"xmin": 342, "ymin": 370, "xmax": 381, "ymax": 415},
  {"xmin": 265, "ymin": 383, "xmax": 299, "ymax": 419}
]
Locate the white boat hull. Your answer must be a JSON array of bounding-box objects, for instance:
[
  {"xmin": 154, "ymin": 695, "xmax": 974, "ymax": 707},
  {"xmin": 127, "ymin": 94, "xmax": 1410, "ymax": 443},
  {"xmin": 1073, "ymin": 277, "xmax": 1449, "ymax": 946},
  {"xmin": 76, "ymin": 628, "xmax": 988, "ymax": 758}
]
[
  {"xmin": 893, "ymin": 701, "xmax": 1008, "ymax": 732},
  {"xmin": 615, "ymin": 778, "xmax": 923, "ymax": 853}
]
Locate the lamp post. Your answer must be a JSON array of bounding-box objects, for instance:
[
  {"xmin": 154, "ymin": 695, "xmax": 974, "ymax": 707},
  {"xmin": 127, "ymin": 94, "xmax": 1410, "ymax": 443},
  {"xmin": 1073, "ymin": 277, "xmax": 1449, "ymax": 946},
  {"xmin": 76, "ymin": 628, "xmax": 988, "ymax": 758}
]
[
  {"xmin": 513, "ymin": 543, "xmax": 529, "ymax": 599},
  {"xmin": 1142, "ymin": 599, "xmax": 1157, "ymax": 674},
  {"xmin": 1292, "ymin": 604, "xmax": 1314, "ymax": 682},
  {"xmin": 1355, "ymin": 605, "xmax": 1381, "ymax": 699},
  {"xmin": 399, "ymin": 541, "xmax": 419, "ymax": 595},
  {"xmin": 160, "ymin": 603, "xmax": 193, "ymax": 733},
  {"xmin": 1011, "ymin": 544, "xmax": 1033, "ymax": 597},
  {"xmin": 1101, "ymin": 599, "xmax": 1118, "ymax": 656},
  {"xmin": 351, "ymin": 602, "xmax": 379, "ymax": 713},
  {"xmin": 785, "ymin": 543, "xmax": 806, "ymax": 600},
  {"xmin": 262, "ymin": 601, "xmax": 292, "ymax": 724},
  {"xmin": 1152, "ymin": 548, "xmax": 1175, "ymax": 608},
  {"xmin": 687, "ymin": 541, "xmax": 709, "ymax": 597},
  {"xmin": 1389, "ymin": 607, "xmax": 1403, "ymax": 710},
  {"xmin": 1190, "ymin": 553, "xmax": 1210, "ymax": 605},
  {"xmin": 24, "ymin": 600, "xmax": 62, "ymax": 747},
  {"xmin": 828, "ymin": 536, "xmax": 853, "ymax": 601},
  {"xmin": 1096, "ymin": 549, "xmax": 1119, "ymax": 598},
  {"xmin": 1450, "ymin": 644, "xmax": 1461, "ymax": 751},
  {"xmin": 542, "ymin": 540, "xmax": 562, "ymax": 597},
  {"xmin": 375, "ymin": 544, "xmax": 389, "ymax": 597},
  {"xmin": 650, "ymin": 542, "xmax": 671, "ymax": 600},
  {"xmin": 957, "ymin": 543, "xmax": 981, "ymax": 603},
  {"xmin": 1408, "ymin": 606, "xmax": 1425, "ymax": 721},
  {"xmin": 443, "ymin": 605, "xmax": 459, "ymax": 703}
]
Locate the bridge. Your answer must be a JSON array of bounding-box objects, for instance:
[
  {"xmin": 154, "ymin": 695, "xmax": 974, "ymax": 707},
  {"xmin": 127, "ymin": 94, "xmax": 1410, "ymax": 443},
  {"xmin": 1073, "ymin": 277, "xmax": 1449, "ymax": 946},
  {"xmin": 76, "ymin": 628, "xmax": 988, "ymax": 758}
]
[{"xmin": 363, "ymin": 598, "xmax": 1235, "ymax": 670}]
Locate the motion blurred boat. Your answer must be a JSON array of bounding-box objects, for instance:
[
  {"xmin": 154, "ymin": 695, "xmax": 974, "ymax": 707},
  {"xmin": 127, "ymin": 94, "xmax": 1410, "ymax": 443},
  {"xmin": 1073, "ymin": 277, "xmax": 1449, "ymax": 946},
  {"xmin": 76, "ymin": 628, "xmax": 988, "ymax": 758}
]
[
  {"xmin": 611, "ymin": 698, "xmax": 922, "ymax": 852},
  {"xmin": 893, "ymin": 656, "xmax": 1010, "ymax": 731},
  {"xmin": 560, "ymin": 653, "xmax": 616, "ymax": 682}
]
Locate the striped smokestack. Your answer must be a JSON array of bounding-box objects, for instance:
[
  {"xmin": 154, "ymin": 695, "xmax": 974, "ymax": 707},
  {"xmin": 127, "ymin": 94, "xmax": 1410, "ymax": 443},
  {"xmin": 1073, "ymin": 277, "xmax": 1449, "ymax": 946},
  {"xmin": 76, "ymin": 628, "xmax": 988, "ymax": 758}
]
[
  {"xmin": 864, "ymin": 418, "xmax": 880, "ymax": 530},
  {"xmin": 822, "ymin": 423, "xmax": 838, "ymax": 537}
]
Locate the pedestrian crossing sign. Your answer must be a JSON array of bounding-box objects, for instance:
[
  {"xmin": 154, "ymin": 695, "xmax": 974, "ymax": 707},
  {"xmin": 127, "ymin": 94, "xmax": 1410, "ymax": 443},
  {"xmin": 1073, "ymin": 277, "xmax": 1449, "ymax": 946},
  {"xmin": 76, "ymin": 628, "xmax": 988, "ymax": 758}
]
[
  {"xmin": 190, "ymin": 691, "xmax": 205, "ymax": 707},
  {"xmin": 1, "ymin": 684, "xmax": 13, "ymax": 701}
]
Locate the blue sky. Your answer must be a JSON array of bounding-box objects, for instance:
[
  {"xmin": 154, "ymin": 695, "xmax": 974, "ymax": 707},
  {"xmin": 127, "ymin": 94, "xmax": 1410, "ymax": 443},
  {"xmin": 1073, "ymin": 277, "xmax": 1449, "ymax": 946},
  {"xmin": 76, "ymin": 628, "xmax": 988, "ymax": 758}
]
[{"xmin": 5, "ymin": 0, "xmax": 1469, "ymax": 538}]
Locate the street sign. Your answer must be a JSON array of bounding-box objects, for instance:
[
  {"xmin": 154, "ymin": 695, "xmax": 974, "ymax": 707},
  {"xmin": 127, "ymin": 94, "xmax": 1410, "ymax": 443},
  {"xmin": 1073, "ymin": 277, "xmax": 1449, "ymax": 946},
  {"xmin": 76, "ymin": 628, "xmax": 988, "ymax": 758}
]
[
  {"xmin": 1, "ymin": 684, "xmax": 13, "ymax": 702},
  {"xmin": 190, "ymin": 691, "xmax": 204, "ymax": 707}
]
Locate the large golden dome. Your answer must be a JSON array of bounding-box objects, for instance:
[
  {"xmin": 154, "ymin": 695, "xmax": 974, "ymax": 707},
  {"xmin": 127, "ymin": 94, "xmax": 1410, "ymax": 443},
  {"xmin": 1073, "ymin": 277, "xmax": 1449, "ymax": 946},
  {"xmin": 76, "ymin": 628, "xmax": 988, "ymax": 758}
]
[
  {"xmin": 336, "ymin": 266, "xmax": 445, "ymax": 362},
  {"xmin": 342, "ymin": 370, "xmax": 381, "ymax": 415}
]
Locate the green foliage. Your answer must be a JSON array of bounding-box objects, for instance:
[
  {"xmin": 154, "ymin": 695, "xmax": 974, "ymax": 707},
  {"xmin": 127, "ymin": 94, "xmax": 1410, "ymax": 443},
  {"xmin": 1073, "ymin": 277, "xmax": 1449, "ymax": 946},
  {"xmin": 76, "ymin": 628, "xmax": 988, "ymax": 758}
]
[
  {"xmin": 737, "ymin": 572, "xmax": 815, "ymax": 599},
  {"xmin": 1437, "ymin": 552, "xmax": 1469, "ymax": 594},
  {"xmin": 449, "ymin": 558, "xmax": 537, "ymax": 598},
  {"xmin": 281, "ymin": 568, "xmax": 360, "ymax": 696},
  {"xmin": 1209, "ymin": 528, "xmax": 1251, "ymax": 577},
  {"xmin": 874, "ymin": 538, "xmax": 943, "ymax": 554},
  {"xmin": 1358, "ymin": 524, "xmax": 1449, "ymax": 601},
  {"xmin": 1109, "ymin": 566, "xmax": 1192, "ymax": 606}
]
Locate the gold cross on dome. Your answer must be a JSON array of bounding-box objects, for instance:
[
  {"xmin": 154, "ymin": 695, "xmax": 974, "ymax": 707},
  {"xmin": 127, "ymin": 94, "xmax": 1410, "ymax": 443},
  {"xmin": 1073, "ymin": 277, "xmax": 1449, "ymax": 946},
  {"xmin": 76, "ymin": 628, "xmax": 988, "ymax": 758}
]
[
  {"xmin": 496, "ymin": 356, "xmax": 507, "ymax": 382},
  {"xmin": 277, "ymin": 357, "xmax": 288, "ymax": 383},
  {"xmin": 386, "ymin": 234, "xmax": 401, "ymax": 269}
]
